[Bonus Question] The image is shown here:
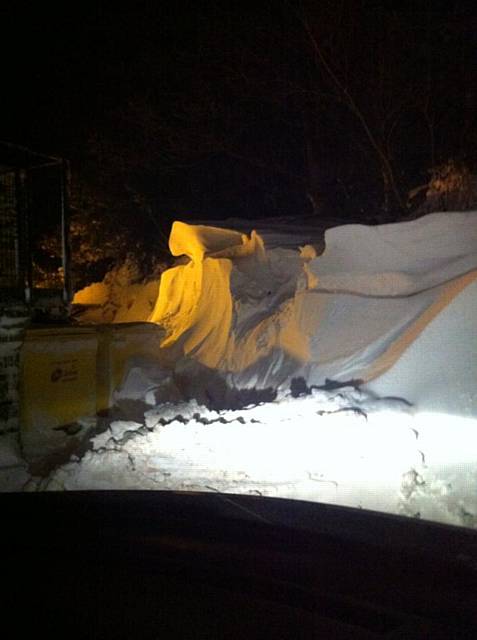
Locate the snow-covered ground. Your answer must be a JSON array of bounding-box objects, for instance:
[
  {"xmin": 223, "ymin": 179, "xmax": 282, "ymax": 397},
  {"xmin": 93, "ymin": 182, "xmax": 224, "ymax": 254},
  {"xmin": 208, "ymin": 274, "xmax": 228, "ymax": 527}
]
[
  {"xmin": 24, "ymin": 388, "xmax": 477, "ymax": 528},
  {"xmin": 4, "ymin": 211, "xmax": 477, "ymax": 529}
]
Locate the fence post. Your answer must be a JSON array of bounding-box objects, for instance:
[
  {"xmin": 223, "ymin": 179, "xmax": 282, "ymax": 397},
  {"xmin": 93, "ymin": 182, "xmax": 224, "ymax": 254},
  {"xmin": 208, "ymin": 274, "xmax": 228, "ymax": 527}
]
[{"xmin": 60, "ymin": 159, "xmax": 72, "ymax": 303}]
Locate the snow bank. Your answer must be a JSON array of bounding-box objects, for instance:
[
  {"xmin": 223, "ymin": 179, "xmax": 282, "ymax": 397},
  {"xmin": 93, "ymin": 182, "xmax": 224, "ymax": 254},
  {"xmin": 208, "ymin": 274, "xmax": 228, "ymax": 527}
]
[
  {"xmin": 33, "ymin": 388, "xmax": 477, "ymax": 528},
  {"xmin": 72, "ymin": 259, "xmax": 162, "ymax": 324},
  {"xmin": 147, "ymin": 211, "xmax": 477, "ymax": 416},
  {"xmin": 313, "ymin": 211, "xmax": 477, "ymax": 295},
  {"xmin": 73, "ymin": 282, "xmax": 109, "ymax": 306},
  {"xmin": 35, "ymin": 389, "xmax": 420, "ymax": 505},
  {"xmin": 17, "ymin": 211, "xmax": 477, "ymax": 529}
]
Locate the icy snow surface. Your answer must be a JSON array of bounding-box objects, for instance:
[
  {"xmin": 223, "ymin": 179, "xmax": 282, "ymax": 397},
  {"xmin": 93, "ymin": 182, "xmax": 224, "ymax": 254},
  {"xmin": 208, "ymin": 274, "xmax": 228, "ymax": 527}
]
[{"xmin": 16, "ymin": 211, "xmax": 477, "ymax": 528}]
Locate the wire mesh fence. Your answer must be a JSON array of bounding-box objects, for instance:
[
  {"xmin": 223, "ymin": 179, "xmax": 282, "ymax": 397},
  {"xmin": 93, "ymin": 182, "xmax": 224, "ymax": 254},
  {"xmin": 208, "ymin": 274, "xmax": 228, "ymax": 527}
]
[
  {"xmin": 0, "ymin": 170, "xmax": 19, "ymax": 288},
  {"xmin": 0, "ymin": 142, "xmax": 70, "ymax": 303}
]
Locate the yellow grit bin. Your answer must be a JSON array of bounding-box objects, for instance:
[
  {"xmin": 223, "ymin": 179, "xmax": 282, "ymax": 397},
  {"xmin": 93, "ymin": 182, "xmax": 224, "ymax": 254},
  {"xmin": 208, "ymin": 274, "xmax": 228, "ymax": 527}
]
[{"xmin": 19, "ymin": 322, "xmax": 165, "ymax": 434}]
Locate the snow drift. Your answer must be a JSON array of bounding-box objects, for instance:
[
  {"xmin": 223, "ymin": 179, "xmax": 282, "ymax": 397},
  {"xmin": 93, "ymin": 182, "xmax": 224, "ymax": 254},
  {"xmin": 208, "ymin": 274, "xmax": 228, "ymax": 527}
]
[
  {"xmin": 73, "ymin": 259, "xmax": 162, "ymax": 324},
  {"xmin": 147, "ymin": 212, "xmax": 477, "ymax": 416},
  {"xmin": 16, "ymin": 211, "xmax": 477, "ymax": 529}
]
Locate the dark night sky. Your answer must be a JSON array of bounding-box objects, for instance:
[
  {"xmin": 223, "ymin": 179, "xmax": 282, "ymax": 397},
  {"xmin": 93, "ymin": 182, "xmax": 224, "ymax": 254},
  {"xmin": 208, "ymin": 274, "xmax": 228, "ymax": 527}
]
[{"xmin": 1, "ymin": 2, "xmax": 476, "ymax": 232}]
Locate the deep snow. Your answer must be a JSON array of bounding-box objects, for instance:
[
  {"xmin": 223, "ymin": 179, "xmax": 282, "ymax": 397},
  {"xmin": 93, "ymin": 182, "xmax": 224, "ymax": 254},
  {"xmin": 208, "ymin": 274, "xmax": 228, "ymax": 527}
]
[
  {"xmin": 146, "ymin": 212, "xmax": 477, "ymax": 417},
  {"xmin": 27, "ymin": 388, "xmax": 477, "ymax": 529},
  {"xmin": 5, "ymin": 211, "xmax": 477, "ymax": 529}
]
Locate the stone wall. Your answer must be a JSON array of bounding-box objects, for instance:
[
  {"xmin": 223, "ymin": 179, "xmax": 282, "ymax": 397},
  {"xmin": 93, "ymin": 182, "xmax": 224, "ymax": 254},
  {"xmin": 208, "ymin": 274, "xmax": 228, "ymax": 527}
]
[{"xmin": 0, "ymin": 305, "xmax": 30, "ymax": 435}]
